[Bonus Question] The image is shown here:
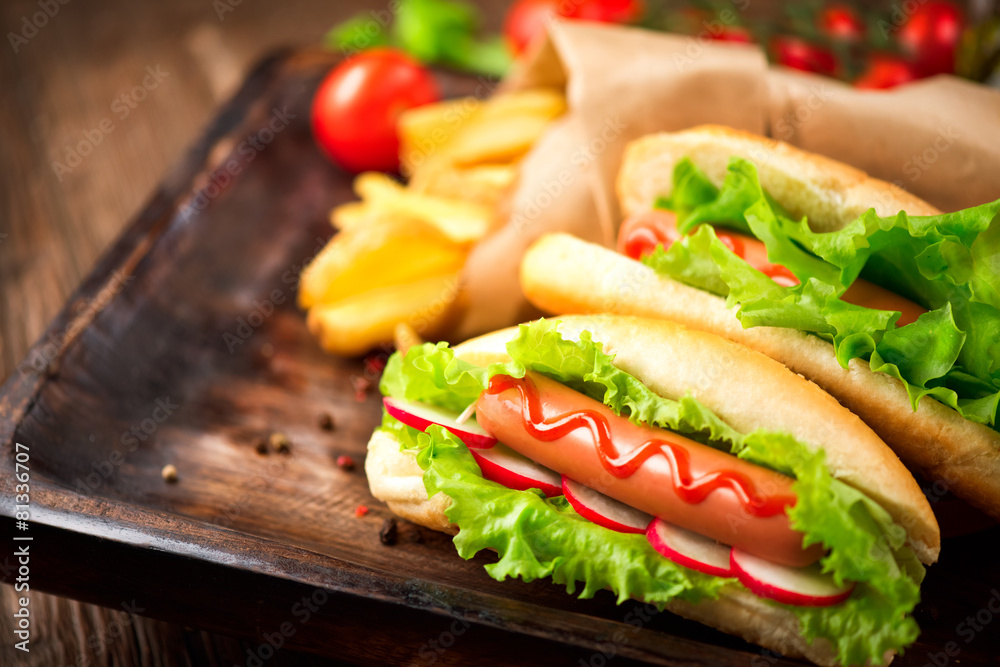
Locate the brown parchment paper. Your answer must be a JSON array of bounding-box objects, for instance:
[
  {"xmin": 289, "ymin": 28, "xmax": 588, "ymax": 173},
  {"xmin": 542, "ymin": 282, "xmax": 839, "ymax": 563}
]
[
  {"xmin": 767, "ymin": 68, "xmax": 1000, "ymax": 213},
  {"xmin": 451, "ymin": 20, "xmax": 1000, "ymax": 340}
]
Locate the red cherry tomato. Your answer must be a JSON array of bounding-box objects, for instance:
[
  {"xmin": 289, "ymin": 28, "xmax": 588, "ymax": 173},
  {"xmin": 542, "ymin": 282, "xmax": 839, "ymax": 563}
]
[
  {"xmin": 566, "ymin": 0, "xmax": 644, "ymax": 24},
  {"xmin": 897, "ymin": 0, "xmax": 964, "ymax": 76},
  {"xmin": 819, "ymin": 4, "xmax": 865, "ymax": 41},
  {"xmin": 771, "ymin": 36, "xmax": 839, "ymax": 77},
  {"xmin": 503, "ymin": 0, "xmax": 560, "ymax": 54},
  {"xmin": 854, "ymin": 54, "xmax": 920, "ymax": 89},
  {"xmin": 311, "ymin": 49, "xmax": 440, "ymax": 174}
]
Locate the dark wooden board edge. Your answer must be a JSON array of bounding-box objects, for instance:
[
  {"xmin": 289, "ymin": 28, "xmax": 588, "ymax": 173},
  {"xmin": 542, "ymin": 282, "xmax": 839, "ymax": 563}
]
[{"xmin": 0, "ymin": 47, "xmax": 799, "ymax": 666}]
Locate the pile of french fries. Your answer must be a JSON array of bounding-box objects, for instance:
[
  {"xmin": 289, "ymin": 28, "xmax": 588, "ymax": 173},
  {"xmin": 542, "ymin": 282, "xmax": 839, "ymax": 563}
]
[{"xmin": 299, "ymin": 88, "xmax": 566, "ymax": 356}]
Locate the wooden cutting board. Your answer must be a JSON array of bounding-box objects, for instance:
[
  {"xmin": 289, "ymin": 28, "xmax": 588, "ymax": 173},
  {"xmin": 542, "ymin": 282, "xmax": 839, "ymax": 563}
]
[{"xmin": 1, "ymin": 48, "xmax": 998, "ymax": 666}]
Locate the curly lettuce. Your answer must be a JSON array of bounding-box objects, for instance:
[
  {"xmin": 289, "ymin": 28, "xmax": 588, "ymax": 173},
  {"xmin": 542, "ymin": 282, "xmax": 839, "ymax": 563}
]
[
  {"xmin": 379, "ymin": 320, "xmax": 924, "ymax": 665},
  {"xmin": 644, "ymin": 157, "xmax": 1000, "ymax": 428}
]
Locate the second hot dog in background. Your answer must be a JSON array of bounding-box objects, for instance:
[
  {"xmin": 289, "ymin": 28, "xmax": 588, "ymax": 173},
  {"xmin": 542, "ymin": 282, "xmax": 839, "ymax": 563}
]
[{"xmin": 522, "ymin": 125, "xmax": 1000, "ymax": 522}]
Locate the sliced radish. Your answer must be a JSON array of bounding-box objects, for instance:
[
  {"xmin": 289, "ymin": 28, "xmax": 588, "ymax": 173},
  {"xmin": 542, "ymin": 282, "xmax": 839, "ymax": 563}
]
[
  {"xmin": 469, "ymin": 444, "xmax": 562, "ymax": 497},
  {"xmin": 562, "ymin": 477, "xmax": 652, "ymax": 534},
  {"xmin": 646, "ymin": 518, "xmax": 733, "ymax": 577},
  {"xmin": 383, "ymin": 396, "xmax": 497, "ymax": 449},
  {"xmin": 731, "ymin": 549, "xmax": 854, "ymax": 607}
]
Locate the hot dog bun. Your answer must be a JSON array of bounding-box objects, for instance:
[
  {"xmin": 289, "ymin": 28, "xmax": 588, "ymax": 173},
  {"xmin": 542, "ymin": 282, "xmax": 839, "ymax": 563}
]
[
  {"xmin": 618, "ymin": 125, "xmax": 941, "ymax": 228},
  {"xmin": 365, "ymin": 428, "xmax": 456, "ymax": 535},
  {"xmin": 522, "ymin": 125, "xmax": 1000, "ymax": 521},
  {"xmin": 366, "ymin": 314, "xmax": 932, "ymax": 666}
]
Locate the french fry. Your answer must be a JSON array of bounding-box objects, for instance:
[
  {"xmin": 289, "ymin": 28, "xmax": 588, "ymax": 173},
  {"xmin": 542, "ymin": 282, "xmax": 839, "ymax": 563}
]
[
  {"xmin": 329, "ymin": 200, "xmax": 372, "ymax": 230},
  {"xmin": 352, "ymin": 172, "xmax": 495, "ymax": 243},
  {"xmin": 303, "ymin": 88, "xmax": 566, "ymax": 357},
  {"xmin": 476, "ymin": 89, "xmax": 566, "ymax": 120},
  {"xmin": 307, "ymin": 274, "xmax": 459, "ymax": 357},
  {"xmin": 399, "ymin": 97, "xmax": 482, "ymax": 176},
  {"xmin": 419, "ymin": 164, "xmax": 518, "ymax": 209},
  {"xmin": 448, "ymin": 113, "xmax": 560, "ymax": 167},
  {"xmin": 408, "ymin": 89, "xmax": 566, "ymax": 190},
  {"xmin": 353, "ymin": 171, "xmax": 404, "ymax": 201},
  {"xmin": 443, "ymin": 90, "xmax": 566, "ymax": 167},
  {"xmin": 298, "ymin": 215, "xmax": 466, "ymax": 309}
]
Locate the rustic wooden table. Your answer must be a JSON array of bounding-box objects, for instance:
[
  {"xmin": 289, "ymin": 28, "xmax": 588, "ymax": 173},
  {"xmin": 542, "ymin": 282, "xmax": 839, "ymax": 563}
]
[{"xmin": 0, "ymin": 0, "xmax": 500, "ymax": 664}]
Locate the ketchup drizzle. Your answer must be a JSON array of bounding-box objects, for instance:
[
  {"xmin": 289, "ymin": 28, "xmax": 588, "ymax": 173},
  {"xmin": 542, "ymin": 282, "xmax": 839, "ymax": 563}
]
[{"xmin": 485, "ymin": 374, "xmax": 795, "ymax": 518}]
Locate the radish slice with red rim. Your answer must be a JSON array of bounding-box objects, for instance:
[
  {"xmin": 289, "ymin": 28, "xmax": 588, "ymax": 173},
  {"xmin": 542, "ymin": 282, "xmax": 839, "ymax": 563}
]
[
  {"xmin": 730, "ymin": 549, "xmax": 854, "ymax": 607},
  {"xmin": 646, "ymin": 518, "xmax": 733, "ymax": 577},
  {"xmin": 562, "ymin": 477, "xmax": 652, "ymax": 534},
  {"xmin": 469, "ymin": 444, "xmax": 562, "ymax": 497},
  {"xmin": 383, "ymin": 396, "xmax": 497, "ymax": 449}
]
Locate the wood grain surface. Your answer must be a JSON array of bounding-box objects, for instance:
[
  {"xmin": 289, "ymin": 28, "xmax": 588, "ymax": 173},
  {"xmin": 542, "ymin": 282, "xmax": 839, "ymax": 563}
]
[{"xmin": 0, "ymin": 1, "xmax": 502, "ymax": 665}]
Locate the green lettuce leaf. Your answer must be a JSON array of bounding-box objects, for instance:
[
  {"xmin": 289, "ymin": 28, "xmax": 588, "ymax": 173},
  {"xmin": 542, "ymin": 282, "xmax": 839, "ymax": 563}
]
[
  {"xmin": 734, "ymin": 430, "xmax": 922, "ymax": 665},
  {"xmin": 642, "ymin": 225, "xmax": 731, "ymax": 296},
  {"xmin": 644, "ymin": 157, "xmax": 1000, "ymax": 428},
  {"xmin": 380, "ymin": 341, "xmax": 519, "ymax": 412},
  {"xmin": 378, "ymin": 320, "xmax": 923, "ymax": 665}
]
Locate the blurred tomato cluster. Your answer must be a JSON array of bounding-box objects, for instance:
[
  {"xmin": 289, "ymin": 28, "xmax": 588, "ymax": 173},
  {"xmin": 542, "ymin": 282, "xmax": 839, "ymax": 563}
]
[
  {"xmin": 504, "ymin": 0, "xmax": 977, "ymax": 90},
  {"xmin": 314, "ymin": 0, "xmax": 991, "ymax": 173},
  {"xmin": 772, "ymin": 1, "xmax": 964, "ymax": 88}
]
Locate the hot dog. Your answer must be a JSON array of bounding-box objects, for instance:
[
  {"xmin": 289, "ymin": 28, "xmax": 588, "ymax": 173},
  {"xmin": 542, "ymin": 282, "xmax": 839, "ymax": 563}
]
[
  {"xmin": 365, "ymin": 314, "xmax": 939, "ymax": 667},
  {"xmin": 521, "ymin": 125, "xmax": 1000, "ymax": 520},
  {"xmin": 477, "ymin": 371, "xmax": 820, "ymax": 566}
]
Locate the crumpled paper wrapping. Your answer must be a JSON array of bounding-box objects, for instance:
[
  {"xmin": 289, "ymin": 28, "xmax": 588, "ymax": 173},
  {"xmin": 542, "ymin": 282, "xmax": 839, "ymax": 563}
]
[
  {"xmin": 767, "ymin": 68, "xmax": 1000, "ymax": 214},
  {"xmin": 450, "ymin": 20, "xmax": 1000, "ymax": 340}
]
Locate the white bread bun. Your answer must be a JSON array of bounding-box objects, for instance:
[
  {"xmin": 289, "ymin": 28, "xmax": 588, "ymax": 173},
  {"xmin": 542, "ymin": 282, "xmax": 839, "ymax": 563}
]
[
  {"xmin": 521, "ymin": 125, "xmax": 1000, "ymax": 522},
  {"xmin": 366, "ymin": 314, "xmax": 927, "ymax": 665},
  {"xmin": 618, "ymin": 125, "xmax": 941, "ymax": 227},
  {"xmin": 365, "ymin": 429, "xmax": 456, "ymax": 535}
]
